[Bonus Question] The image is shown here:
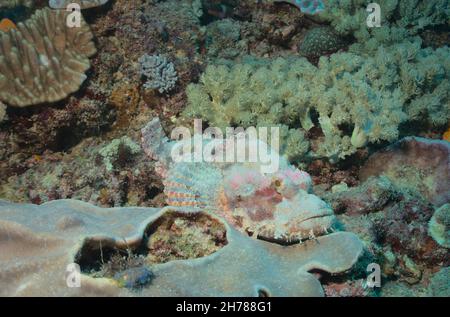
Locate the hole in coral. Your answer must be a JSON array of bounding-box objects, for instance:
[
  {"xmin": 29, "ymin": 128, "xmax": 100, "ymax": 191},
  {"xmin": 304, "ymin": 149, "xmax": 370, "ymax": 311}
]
[
  {"xmin": 73, "ymin": 210, "xmax": 228, "ymax": 288},
  {"xmin": 146, "ymin": 186, "xmax": 163, "ymax": 200},
  {"xmin": 74, "ymin": 237, "xmax": 143, "ymax": 273},
  {"xmin": 144, "ymin": 210, "xmax": 228, "ymax": 264}
]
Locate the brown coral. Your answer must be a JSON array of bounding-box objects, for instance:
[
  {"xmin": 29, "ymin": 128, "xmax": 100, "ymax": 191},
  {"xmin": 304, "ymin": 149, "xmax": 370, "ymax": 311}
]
[{"xmin": 0, "ymin": 7, "xmax": 97, "ymax": 107}]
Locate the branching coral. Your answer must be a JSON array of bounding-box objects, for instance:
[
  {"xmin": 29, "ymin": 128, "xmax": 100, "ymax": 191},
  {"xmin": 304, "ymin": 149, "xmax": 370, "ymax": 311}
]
[
  {"xmin": 0, "ymin": 7, "xmax": 97, "ymax": 107},
  {"xmin": 183, "ymin": 40, "xmax": 450, "ymax": 162},
  {"xmin": 138, "ymin": 54, "xmax": 178, "ymax": 94},
  {"xmin": 183, "ymin": 57, "xmax": 310, "ymax": 162},
  {"xmin": 315, "ymin": 0, "xmax": 450, "ymax": 53}
]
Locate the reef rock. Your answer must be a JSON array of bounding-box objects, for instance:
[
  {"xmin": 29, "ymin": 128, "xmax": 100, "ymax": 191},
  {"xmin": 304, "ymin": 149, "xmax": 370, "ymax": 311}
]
[
  {"xmin": 360, "ymin": 137, "xmax": 450, "ymax": 207},
  {"xmin": 373, "ymin": 194, "xmax": 448, "ymax": 265},
  {"xmin": 0, "ymin": 199, "xmax": 363, "ymax": 296},
  {"xmin": 323, "ymin": 176, "xmax": 400, "ymax": 215}
]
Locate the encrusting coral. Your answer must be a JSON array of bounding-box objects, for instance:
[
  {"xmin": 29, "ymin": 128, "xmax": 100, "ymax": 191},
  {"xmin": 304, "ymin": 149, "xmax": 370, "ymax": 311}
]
[
  {"xmin": 183, "ymin": 41, "xmax": 450, "ymax": 162},
  {"xmin": 0, "ymin": 7, "xmax": 97, "ymax": 107},
  {"xmin": 0, "ymin": 199, "xmax": 363, "ymax": 296}
]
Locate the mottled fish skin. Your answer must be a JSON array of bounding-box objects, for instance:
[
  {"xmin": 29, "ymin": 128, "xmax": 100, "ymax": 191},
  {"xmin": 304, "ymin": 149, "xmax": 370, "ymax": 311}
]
[{"xmin": 274, "ymin": 0, "xmax": 325, "ymax": 14}]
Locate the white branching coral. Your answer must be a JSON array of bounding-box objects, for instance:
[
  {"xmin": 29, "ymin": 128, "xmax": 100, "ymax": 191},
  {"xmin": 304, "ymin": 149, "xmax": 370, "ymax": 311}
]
[
  {"xmin": 138, "ymin": 54, "xmax": 178, "ymax": 94},
  {"xmin": 0, "ymin": 7, "xmax": 97, "ymax": 107}
]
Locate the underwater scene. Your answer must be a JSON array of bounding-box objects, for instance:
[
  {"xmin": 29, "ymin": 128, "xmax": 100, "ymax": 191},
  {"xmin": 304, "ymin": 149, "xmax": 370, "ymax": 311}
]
[{"xmin": 0, "ymin": 0, "xmax": 448, "ymax": 298}]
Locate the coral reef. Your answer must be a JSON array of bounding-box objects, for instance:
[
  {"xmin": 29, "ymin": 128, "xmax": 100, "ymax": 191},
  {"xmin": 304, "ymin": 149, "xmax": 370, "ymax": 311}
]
[
  {"xmin": 0, "ymin": 0, "xmax": 448, "ymax": 298},
  {"xmin": 429, "ymin": 204, "xmax": 450, "ymax": 248},
  {"xmin": 0, "ymin": 7, "xmax": 97, "ymax": 107},
  {"xmin": 142, "ymin": 118, "xmax": 335, "ymax": 243},
  {"xmin": 138, "ymin": 54, "xmax": 178, "ymax": 94},
  {"xmin": 0, "ymin": 199, "xmax": 363, "ymax": 296},
  {"xmin": 360, "ymin": 137, "xmax": 450, "ymax": 207}
]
